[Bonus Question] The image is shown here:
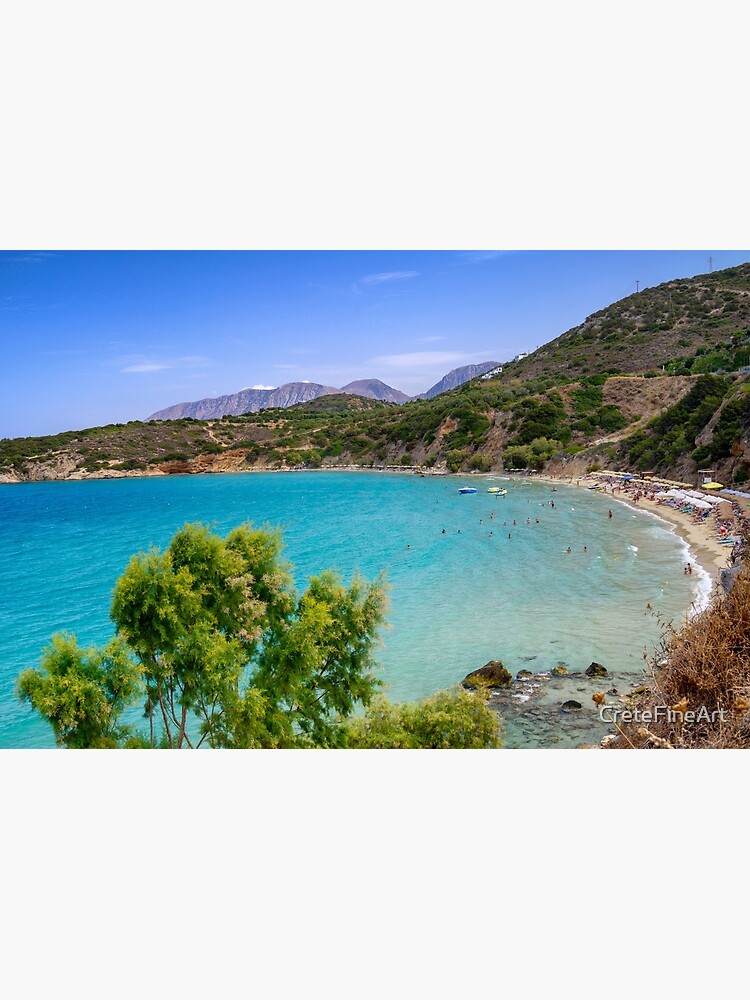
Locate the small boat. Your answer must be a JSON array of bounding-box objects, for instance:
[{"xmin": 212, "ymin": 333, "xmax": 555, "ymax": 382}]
[
  {"xmin": 487, "ymin": 487, "xmax": 507, "ymax": 496},
  {"xmin": 458, "ymin": 487, "xmax": 478, "ymax": 494}
]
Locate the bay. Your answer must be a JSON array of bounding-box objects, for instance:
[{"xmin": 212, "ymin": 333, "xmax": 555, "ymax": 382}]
[{"xmin": 0, "ymin": 472, "xmax": 708, "ymax": 748}]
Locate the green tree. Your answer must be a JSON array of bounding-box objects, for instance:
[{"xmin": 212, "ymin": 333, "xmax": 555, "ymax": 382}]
[
  {"xmin": 445, "ymin": 448, "xmax": 467, "ymax": 472},
  {"xmin": 18, "ymin": 522, "xmax": 389, "ymax": 749},
  {"xmin": 17, "ymin": 634, "xmax": 143, "ymax": 748}
]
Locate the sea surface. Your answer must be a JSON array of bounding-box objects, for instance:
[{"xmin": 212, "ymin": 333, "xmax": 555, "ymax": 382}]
[{"xmin": 0, "ymin": 472, "xmax": 710, "ymax": 749}]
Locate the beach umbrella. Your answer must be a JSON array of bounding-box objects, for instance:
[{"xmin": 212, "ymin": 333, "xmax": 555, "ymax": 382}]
[
  {"xmin": 654, "ymin": 491, "xmax": 672, "ymax": 498},
  {"xmin": 703, "ymin": 482, "xmax": 725, "ymax": 490},
  {"xmin": 690, "ymin": 498, "xmax": 713, "ymax": 510}
]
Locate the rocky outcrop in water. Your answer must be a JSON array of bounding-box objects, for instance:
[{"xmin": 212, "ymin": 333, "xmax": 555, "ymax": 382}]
[
  {"xmin": 585, "ymin": 662, "xmax": 609, "ymax": 678},
  {"xmin": 462, "ymin": 661, "xmax": 513, "ymax": 689}
]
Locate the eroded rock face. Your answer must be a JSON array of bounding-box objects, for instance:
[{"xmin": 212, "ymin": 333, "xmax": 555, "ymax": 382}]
[
  {"xmin": 22, "ymin": 454, "xmax": 82, "ymax": 481},
  {"xmin": 462, "ymin": 660, "xmax": 512, "ymax": 690}
]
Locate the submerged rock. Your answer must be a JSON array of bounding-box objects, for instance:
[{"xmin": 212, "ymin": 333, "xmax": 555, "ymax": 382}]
[
  {"xmin": 585, "ymin": 662, "xmax": 609, "ymax": 678},
  {"xmin": 462, "ymin": 660, "xmax": 512, "ymax": 690},
  {"xmin": 517, "ymin": 669, "xmax": 534, "ymax": 679},
  {"xmin": 550, "ymin": 665, "xmax": 569, "ymax": 676},
  {"xmin": 561, "ymin": 700, "xmax": 583, "ymax": 713}
]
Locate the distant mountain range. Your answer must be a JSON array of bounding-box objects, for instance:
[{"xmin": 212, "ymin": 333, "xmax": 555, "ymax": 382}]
[{"xmin": 147, "ymin": 363, "xmax": 501, "ymax": 421}]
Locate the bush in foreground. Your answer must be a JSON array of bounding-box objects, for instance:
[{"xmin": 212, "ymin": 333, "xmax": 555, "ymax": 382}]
[
  {"xmin": 606, "ymin": 562, "xmax": 750, "ymax": 749},
  {"xmin": 343, "ymin": 690, "xmax": 501, "ymax": 749}
]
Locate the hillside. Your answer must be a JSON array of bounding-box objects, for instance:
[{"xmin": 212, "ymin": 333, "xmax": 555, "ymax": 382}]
[
  {"xmin": 497, "ymin": 262, "xmax": 750, "ymax": 383},
  {"xmin": 4, "ymin": 263, "xmax": 750, "ymax": 486}
]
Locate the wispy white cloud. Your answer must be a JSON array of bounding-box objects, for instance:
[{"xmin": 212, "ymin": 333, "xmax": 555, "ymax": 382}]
[
  {"xmin": 36, "ymin": 348, "xmax": 87, "ymax": 357},
  {"xmin": 176, "ymin": 355, "xmax": 215, "ymax": 366},
  {"xmin": 364, "ymin": 349, "xmax": 498, "ymax": 394},
  {"xmin": 456, "ymin": 251, "xmax": 513, "ymax": 263},
  {"xmin": 368, "ymin": 350, "xmax": 495, "ymax": 370},
  {"xmin": 359, "ymin": 271, "xmax": 419, "ymax": 286},
  {"xmin": 121, "ymin": 363, "xmax": 171, "ymax": 373},
  {"xmin": 417, "ymin": 336, "xmax": 444, "ymax": 343},
  {"xmin": 117, "ymin": 353, "xmax": 215, "ymax": 374},
  {"xmin": 2, "ymin": 251, "xmax": 58, "ymax": 264}
]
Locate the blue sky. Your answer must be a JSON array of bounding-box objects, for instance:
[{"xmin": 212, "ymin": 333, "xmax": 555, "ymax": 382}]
[{"xmin": 2, "ymin": 249, "xmax": 749, "ymax": 439}]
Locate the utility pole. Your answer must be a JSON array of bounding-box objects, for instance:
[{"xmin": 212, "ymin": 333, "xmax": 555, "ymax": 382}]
[
  {"xmin": 636, "ymin": 280, "xmax": 640, "ymax": 293},
  {"xmin": 708, "ymin": 256, "xmax": 713, "ymax": 273}
]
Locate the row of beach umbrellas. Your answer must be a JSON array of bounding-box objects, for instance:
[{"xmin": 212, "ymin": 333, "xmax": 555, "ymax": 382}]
[{"xmin": 654, "ymin": 489, "xmax": 722, "ymax": 510}]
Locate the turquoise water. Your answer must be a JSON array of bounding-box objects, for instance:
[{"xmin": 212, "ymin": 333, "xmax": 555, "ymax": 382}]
[{"xmin": 0, "ymin": 472, "xmax": 709, "ymax": 748}]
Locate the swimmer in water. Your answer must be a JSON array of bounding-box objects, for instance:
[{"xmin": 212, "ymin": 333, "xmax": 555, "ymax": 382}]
[
  {"xmin": 566, "ymin": 547, "xmax": 572, "ymax": 554},
  {"xmin": 608, "ymin": 509, "xmax": 613, "ymax": 519}
]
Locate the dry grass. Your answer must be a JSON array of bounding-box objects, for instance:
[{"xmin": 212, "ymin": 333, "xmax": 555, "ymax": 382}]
[{"xmin": 606, "ymin": 537, "xmax": 750, "ymax": 748}]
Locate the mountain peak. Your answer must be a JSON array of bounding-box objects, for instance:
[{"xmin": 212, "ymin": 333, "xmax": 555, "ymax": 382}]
[{"xmin": 339, "ymin": 379, "xmax": 412, "ymax": 404}]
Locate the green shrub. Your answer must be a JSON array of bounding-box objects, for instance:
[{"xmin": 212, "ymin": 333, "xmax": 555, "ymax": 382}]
[{"xmin": 445, "ymin": 449, "xmax": 467, "ymax": 473}]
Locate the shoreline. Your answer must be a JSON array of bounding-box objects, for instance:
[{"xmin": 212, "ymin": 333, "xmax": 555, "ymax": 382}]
[{"xmin": 526, "ymin": 472, "xmax": 731, "ymax": 602}]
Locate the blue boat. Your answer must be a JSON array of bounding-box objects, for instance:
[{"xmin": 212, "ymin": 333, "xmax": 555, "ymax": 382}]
[{"xmin": 458, "ymin": 487, "xmax": 478, "ymax": 494}]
